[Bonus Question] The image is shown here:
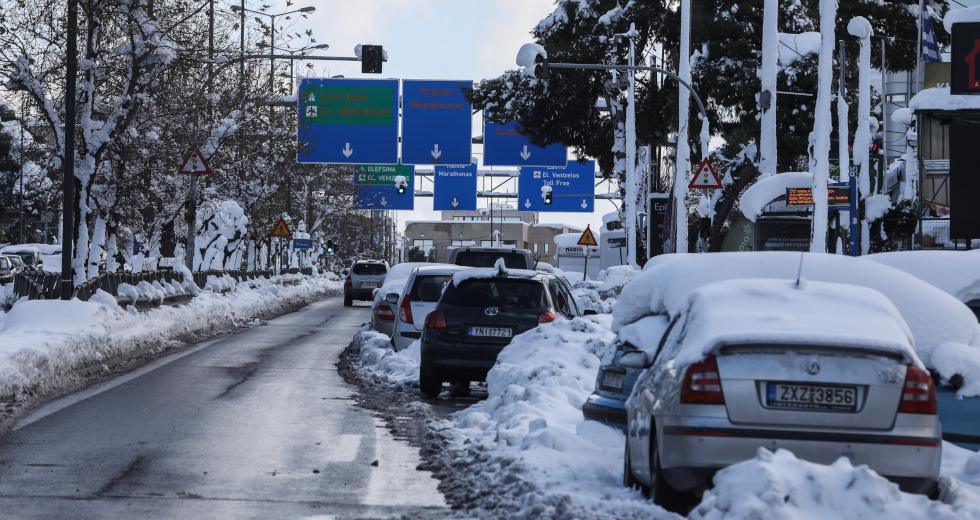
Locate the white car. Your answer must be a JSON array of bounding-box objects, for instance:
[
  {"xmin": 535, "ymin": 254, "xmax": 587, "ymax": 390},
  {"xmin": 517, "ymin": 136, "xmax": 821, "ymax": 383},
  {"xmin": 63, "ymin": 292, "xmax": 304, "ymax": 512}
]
[{"xmin": 390, "ymin": 265, "xmax": 467, "ymax": 350}]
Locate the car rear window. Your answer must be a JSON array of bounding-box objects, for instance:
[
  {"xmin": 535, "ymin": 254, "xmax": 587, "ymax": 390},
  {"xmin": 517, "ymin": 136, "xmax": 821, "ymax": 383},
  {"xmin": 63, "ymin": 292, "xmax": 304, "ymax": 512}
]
[
  {"xmin": 352, "ymin": 263, "xmax": 387, "ymax": 275},
  {"xmin": 0, "ymin": 258, "xmax": 9, "ymax": 269},
  {"xmin": 442, "ymin": 279, "xmax": 547, "ymax": 309},
  {"xmin": 411, "ymin": 275, "xmax": 452, "ymax": 302},
  {"xmin": 454, "ymin": 251, "xmax": 528, "ymax": 269}
]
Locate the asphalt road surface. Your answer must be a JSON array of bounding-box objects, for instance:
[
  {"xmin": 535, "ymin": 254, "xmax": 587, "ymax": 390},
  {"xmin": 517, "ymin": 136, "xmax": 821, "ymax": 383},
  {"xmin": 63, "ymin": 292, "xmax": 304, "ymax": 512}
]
[{"xmin": 0, "ymin": 297, "xmax": 446, "ymax": 519}]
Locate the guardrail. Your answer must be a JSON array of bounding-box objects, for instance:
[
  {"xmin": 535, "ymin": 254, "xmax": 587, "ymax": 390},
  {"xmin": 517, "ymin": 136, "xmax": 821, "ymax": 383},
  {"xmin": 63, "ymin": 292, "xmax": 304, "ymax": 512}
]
[{"xmin": 11, "ymin": 267, "xmax": 315, "ymax": 303}]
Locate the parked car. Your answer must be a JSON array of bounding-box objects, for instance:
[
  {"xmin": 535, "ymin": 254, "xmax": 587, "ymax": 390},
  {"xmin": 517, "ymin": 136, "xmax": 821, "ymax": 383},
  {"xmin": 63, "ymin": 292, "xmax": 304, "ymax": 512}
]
[
  {"xmin": 368, "ymin": 262, "xmax": 429, "ymax": 336},
  {"xmin": 623, "ymin": 278, "xmax": 940, "ymax": 513},
  {"xmin": 390, "ymin": 265, "xmax": 467, "ymax": 351},
  {"xmin": 585, "ymin": 252, "xmax": 980, "ymax": 454},
  {"xmin": 448, "ymin": 246, "xmax": 535, "ymax": 270},
  {"xmin": 2, "ymin": 254, "xmax": 25, "ymax": 273},
  {"xmin": 420, "ymin": 263, "xmax": 580, "ymax": 398},
  {"xmin": 343, "ymin": 260, "xmax": 389, "ymax": 307},
  {"xmin": 0, "ymin": 256, "xmax": 13, "ymax": 285},
  {"xmin": 0, "ymin": 244, "xmax": 42, "ymax": 268}
]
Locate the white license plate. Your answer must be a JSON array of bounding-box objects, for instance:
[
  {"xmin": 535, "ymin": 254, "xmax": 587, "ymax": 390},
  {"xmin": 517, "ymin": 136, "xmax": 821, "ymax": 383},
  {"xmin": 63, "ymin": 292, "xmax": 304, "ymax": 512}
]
[
  {"xmin": 766, "ymin": 383, "xmax": 858, "ymax": 412},
  {"xmin": 361, "ymin": 282, "xmax": 378, "ymax": 288},
  {"xmin": 600, "ymin": 370, "xmax": 625, "ymax": 391},
  {"xmin": 467, "ymin": 327, "xmax": 512, "ymax": 338}
]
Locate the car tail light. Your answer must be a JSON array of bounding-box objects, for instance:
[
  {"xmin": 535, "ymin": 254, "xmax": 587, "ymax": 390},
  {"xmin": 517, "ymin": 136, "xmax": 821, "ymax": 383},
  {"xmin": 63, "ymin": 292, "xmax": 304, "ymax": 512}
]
[
  {"xmin": 425, "ymin": 308, "xmax": 447, "ymax": 329},
  {"xmin": 899, "ymin": 364, "xmax": 937, "ymax": 415},
  {"xmin": 538, "ymin": 312, "xmax": 557, "ymax": 324},
  {"xmin": 399, "ymin": 294, "xmax": 414, "ymax": 324},
  {"xmin": 681, "ymin": 356, "xmax": 724, "ymax": 405},
  {"xmin": 377, "ymin": 304, "xmax": 395, "ymax": 321}
]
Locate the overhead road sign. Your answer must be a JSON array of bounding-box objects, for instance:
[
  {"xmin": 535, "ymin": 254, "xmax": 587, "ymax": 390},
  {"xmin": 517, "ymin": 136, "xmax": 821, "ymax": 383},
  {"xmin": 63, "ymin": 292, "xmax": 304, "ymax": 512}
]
[
  {"xmin": 354, "ymin": 164, "xmax": 415, "ymax": 210},
  {"xmin": 577, "ymin": 225, "xmax": 598, "ymax": 247},
  {"xmin": 296, "ymin": 78, "xmax": 399, "ymax": 164},
  {"xmin": 271, "ymin": 218, "xmax": 292, "ymax": 238},
  {"xmin": 178, "ymin": 146, "xmax": 212, "ymax": 175},
  {"xmin": 518, "ymin": 160, "xmax": 595, "ymax": 213},
  {"xmin": 433, "ymin": 163, "xmax": 477, "ymax": 211},
  {"xmin": 292, "ymin": 238, "xmax": 313, "ymax": 250},
  {"xmin": 483, "ymin": 121, "xmax": 567, "ymax": 167},
  {"xmin": 689, "ymin": 158, "xmax": 722, "ymax": 189},
  {"xmin": 402, "ymin": 80, "xmax": 473, "ymax": 165}
]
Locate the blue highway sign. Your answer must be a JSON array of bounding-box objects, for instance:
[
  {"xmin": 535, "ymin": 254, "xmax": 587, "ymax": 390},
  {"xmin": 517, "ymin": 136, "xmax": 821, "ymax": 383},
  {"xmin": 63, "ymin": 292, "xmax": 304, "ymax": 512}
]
[
  {"xmin": 433, "ymin": 163, "xmax": 477, "ymax": 211},
  {"xmin": 518, "ymin": 160, "xmax": 595, "ymax": 213},
  {"xmin": 354, "ymin": 164, "xmax": 415, "ymax": 210},
  {"xmin": 297, "ymin": 78, "xmax": 399, "ymax": 164},
  {"xmin": 292, "ymin": 238, "xmax": 313, "ymax": 250},
  {"xmin": 483, "ymin": 121, "xmax": 567, "ymax": 167},
  {"xmin": 402, "ymin": 80, "xmax": 473, "ymax": 165}
]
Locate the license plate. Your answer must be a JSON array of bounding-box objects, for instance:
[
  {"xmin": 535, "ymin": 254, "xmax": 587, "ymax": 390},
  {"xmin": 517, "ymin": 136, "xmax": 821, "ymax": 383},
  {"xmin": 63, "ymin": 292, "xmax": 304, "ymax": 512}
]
[
  {"xmin": 467, "ymin": 327, "xmax": 512, "ymax": 338},
  {"xmin": 361, "ymin": 282, "xmax": 378, "ymax": 288},
  {"xmin": 600, "ymin": 370, "xmax": 625, "ymax": 392},
  {"xmin": 766, "ymin": 383, "xmax": 858, "ymax": 412}
]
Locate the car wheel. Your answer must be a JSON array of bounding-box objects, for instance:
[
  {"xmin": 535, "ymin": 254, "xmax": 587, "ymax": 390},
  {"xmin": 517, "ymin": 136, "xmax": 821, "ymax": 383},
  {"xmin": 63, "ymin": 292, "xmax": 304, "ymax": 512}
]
[
  {"xmin": 651, "ymin": 445, "xmax": 697, "ymax": 514},
  {"xmin": 419, "ymin": 362, "xmax": 442, "ymax": 398},
  {"xmin": 623, "ymin": 439, "xmax": 650, "ymax": 496}
]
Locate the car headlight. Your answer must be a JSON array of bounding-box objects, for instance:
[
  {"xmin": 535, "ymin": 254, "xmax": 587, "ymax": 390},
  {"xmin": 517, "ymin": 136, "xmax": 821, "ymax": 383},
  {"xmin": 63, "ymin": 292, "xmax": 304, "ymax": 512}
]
[{"xmin": 599, "ymin": 369, "xmax": 625, "ymax": 392}]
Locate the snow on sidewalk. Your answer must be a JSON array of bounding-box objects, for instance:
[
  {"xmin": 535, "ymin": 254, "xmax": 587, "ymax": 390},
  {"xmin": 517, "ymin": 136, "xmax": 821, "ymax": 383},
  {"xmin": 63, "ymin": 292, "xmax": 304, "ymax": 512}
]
[{"xmin": 0, "ymin": 273, "xmax": 340, "ymax": 409}]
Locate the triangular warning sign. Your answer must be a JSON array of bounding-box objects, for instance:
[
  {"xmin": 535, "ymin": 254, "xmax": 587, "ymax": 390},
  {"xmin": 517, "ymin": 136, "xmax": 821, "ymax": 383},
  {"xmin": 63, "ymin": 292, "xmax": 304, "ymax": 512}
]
[
  {"xmin": 271, "ymin": 218, "xmax": 292, "ymax": 238},
  {"xmin": 577, "ymin": 225, "xmax": 598, "ymax": 247},
  {"xmin": 688, "ymin": 158, "xmax": 722, "ymax": 189},
  {"xmin": 178, "ymin": 146, "xmax": 212, "ymax": 175}
]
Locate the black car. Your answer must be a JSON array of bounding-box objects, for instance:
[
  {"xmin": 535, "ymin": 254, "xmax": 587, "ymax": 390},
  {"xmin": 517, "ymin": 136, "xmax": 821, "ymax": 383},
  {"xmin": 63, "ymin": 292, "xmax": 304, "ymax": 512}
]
[{"xmin": 419, "ymin": 269, "xmax": 580, "ymax": 397}]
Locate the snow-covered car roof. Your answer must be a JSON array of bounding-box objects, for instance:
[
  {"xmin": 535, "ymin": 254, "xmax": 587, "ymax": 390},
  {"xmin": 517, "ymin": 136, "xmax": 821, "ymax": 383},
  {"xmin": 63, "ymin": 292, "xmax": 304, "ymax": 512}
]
[
  {"xmin": 614, "ymin": 252, "xmax": 980, "ymax": 365},
  {"xmin": 411, "ymin": 264, "xmax": 468, "ymax": 276},
  {"xmin": 452, "ymin": 258, "xmax": 540, "ymax": 287},
  {"xmin": 866, "ymin": 250, "xmax": 980, "ymax": 304},
  {"xmin": 671, "ymin": 278, "xmax": 917, "ymax": 367},
  {"xmin": 0, "ymin": 243, "xmax": 61, "ymax": 255}
]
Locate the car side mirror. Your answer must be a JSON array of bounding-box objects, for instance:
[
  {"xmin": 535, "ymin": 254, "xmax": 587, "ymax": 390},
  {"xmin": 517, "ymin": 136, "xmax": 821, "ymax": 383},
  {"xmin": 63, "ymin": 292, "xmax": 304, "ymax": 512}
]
[
  {"xmin": 619, "ymin": 351, "xmax": 651, "ymax": 369},
  {"xmin": 583, "ymin": 309, "xmax": 598, "ymax": 316},
  {"xmin": 385, "ymin": 292, "xmax": 399, "ymax": 305}
]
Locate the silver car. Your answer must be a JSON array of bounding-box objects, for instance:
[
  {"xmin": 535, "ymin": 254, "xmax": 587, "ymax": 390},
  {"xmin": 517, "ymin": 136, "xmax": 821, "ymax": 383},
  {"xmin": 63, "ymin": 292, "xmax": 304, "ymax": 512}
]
[
  {"xmin": 390, "ymin": 265, "xmax": 467, "ymax": 350},
  {"xmin": 343, "ymin": 260, "xmax": 389, "ymax": 307},
  {"xmin": 622, "ymin": 278, "xmax": 941, "ymax": 513}
]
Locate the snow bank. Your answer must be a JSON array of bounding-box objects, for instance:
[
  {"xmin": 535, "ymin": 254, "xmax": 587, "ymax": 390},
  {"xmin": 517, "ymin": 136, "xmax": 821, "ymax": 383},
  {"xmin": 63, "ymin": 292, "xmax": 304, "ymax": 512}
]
[
  {"xmin": 0, "ymin": 274, "xmax": 340, "ymax": 407},
  {"xmin": 910, "ymin": 87, "xmax": 980, "ymax": 112},
  {"xmin": 675, "ymin": 279, "xmax": 916, "ymax": 367},
  {"xmin": 690, "ymin": 448, "xmax": 969, "ymax": 520},
  {"xmin": 614, "ymin": 252, "xmax": 980, "ymax": 364},
  {"xmin": 444, "ymin": 315, "xmax": 675, "ymax": 517},
  {"xmin": 352, "ymin": 330, "xmax": 420, "ymax": 386},
  {"xmin": 738, "ymin": 172, "xmax": 812, "ymax": 222}
]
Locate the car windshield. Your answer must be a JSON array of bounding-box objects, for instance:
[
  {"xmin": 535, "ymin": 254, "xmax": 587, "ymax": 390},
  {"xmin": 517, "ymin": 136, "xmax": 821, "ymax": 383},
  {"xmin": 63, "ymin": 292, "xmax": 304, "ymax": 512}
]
[
  {"xmin": 442, "ymin": 278, "xmax": 547, "ymax": 309},
  {"xmin": 352, "ymin": 263, "xmax": 387, "ymax": 275},
  {"xmin": 454, "ymin": 251, "xmax": 528, "ymax": 269},
  {"xmin": 410, "ymin": 275, "xmax": 452, "ymax": 302},
  {"xmin": 14, "ymin": 252, "xmax": 36, "ymax": 263},
  {"xmin": 7, "ymin": 255, "xmax": 23, "ymax": 267}
]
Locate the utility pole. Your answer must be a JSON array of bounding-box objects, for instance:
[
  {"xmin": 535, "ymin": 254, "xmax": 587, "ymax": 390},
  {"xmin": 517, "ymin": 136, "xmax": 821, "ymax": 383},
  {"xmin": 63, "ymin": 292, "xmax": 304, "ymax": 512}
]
[
  {"xmin": 61, "ymin": 0, "xmax": 78, "ymax": 300},
  {"xmin": 674, "ymin": 0, "xmax": 692, "ymax": 254},
  {"xmin": 186, "ymin": 0, "xmax": 214, "ymax": 271},
  {"xmin": 623, "ymin": 24, "xmax": 638, "ymax": 267},
  {"xmin": 881, "ymin": 38, "xmax": 888, "ymax": 170},
  {"xmin": 838, "ymin": 40, "xmax": 849, "ymax": 183},
  {"xmin": 19, "ymin": 96, "xmax": 25, "ymax": 243},
  {"xmin": 759, "ymin": 0, "xmax": 778, "ymax": 178}
]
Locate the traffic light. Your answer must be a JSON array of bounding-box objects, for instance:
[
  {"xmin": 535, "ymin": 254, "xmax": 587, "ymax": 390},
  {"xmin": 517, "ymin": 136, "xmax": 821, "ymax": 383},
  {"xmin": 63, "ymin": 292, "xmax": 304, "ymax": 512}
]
[
  {"xmin": 544, "ymin": 190, "xmax": 553, "ymax": 205},
  {"xmin": 397, "ymin": 183, "xmax": 406, "ymax": 195},
  {"xmin": 326, "ymin": 240, "xmax": 335, "ymax": 255},
  {"xmin": 361, "ymin": 45, "xmax": 383, "ymax": 74}
]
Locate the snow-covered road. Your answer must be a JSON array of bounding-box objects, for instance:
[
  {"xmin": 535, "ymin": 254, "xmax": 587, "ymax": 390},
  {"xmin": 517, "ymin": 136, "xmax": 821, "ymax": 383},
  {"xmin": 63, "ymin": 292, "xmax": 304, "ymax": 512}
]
[{"xmin": 0, "ymin": 297, "xmax": 446, "ymax": 519}]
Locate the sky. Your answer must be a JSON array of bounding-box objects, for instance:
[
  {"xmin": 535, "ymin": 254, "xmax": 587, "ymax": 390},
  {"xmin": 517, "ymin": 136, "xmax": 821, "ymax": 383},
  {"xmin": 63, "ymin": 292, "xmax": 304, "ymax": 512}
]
[{"xmin": 261, "ymin": 0, "xmax": 620, "ymax": 233}]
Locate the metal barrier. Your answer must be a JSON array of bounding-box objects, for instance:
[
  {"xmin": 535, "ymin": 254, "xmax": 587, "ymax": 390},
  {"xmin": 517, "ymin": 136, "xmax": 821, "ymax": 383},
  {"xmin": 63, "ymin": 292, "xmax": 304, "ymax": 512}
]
[
  {"xmin": 11, "ymin": 267, "xmax": 316, "ymax": 302},
  {"xmin": 918, "ymin": 217, "xmax": 975, "ymax": 250}
]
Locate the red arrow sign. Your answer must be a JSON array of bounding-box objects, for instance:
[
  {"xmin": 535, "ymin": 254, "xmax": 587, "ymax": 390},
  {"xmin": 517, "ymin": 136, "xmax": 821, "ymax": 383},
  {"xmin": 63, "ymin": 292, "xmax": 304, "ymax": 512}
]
[
  {"xmin": 178, "ymin": 146, "xmax": 212, "ymax": 175},
  {"xmin": 688, "ymin": 158, "xmax": 722, "ymax": 189}
]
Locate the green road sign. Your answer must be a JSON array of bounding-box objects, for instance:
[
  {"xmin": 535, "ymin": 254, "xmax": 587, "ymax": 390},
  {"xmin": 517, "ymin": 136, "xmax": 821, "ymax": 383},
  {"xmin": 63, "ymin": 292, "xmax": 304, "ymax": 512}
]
[
  {"xmin": 303, "ymin": 85, "xmax": 396, "ymax": 126},
  {"xmin": 354, "ymin": 164, "xmax": 414, "ymax": 185}
]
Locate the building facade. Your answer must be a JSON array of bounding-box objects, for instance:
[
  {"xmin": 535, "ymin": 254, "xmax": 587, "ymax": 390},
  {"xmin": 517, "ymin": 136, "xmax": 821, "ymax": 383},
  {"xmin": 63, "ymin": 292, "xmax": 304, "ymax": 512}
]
[{"xmin": 403, "ymin": 205, "xmax": 580, "ymax": 264}]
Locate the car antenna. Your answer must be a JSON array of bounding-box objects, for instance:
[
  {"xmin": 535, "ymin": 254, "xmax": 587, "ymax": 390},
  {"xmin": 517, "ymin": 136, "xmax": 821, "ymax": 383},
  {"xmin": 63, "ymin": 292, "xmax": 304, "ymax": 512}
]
[{"xmin": 794, "ymin": 252, "xmax": 805, "ymax": 289}]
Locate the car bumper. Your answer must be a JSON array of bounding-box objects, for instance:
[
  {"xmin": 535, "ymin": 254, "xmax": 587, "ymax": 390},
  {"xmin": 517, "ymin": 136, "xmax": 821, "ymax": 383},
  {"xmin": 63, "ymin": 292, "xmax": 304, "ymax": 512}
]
[
  {"xmin": 346, "ymin": 288, "xmax": 375, "ymax": 300},
  {"xmin": 657, "ymin": 413, "xmax": 941, "ymax": 494},
  {"xmin": 421, "ymin": 338, "xmax": 505, "ymax": 381},
  {"xmin": 582, "ymin": 394, "xmax": 627, "ymax": 430},
  {"xmin": 392, "ymin": 328, "xmax": 421, "ymax": 350}
]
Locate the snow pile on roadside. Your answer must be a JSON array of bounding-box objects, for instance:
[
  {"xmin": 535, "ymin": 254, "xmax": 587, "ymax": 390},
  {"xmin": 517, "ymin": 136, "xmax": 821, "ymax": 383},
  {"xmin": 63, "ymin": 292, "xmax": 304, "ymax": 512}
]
[
  {"xmin": 439, "ymin": 315, "xmax": 676, "ymax": 518},
  {"xmin": 0, "ymin": 274, "xmax": 340, "ymax": 408},
  {"xmin": 571, "ymin": 265, "xmax": 640, "ymax": 314},
  {"xmin": 690, "ymin": 448, "xmax": 972, "ymax": 520},
  {"xmin": 352, "ymin": 329, "xmax": 420, "ymax": 387}
]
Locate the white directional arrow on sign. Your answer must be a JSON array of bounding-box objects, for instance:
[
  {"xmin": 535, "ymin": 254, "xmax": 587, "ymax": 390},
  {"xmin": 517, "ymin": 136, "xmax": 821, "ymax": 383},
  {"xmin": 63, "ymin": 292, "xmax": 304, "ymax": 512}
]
[
  {"xmin": 342, "ymin": 143, "xmax": 354, "ymax": 158},
  {"xmin": 524, "ymin": 198, "xmax": 532, "ymax": 209},
  {"xmin": 431, "ymin": 144, "xmax": 442, "ymax": 160},
  {"xmin": 520, "ymin": 145, "xmax": 531, "ymax": 161},
  {"xmin": 451, "ymin": 196, "xmax": 459, "ymax": 208},
  {"xmin": 581, "ymin": 199, "xmax": 588, "ymax": 209}
]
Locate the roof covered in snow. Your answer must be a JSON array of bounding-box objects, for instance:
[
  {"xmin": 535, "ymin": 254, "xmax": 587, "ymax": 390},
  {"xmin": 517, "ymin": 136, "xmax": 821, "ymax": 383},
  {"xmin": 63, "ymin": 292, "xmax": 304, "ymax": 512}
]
[
  {"xmin": 867, "ymin": 251, "xmax": 980, "ymax": 303},
  {"xmin": 738, "ymin": 172, "xmax": 812, "ymax": 222},
  {"xmin": 674, "ymin": 278, "xmax": 916, "ymax": 366},
  {"xmin": 909, "ymin": 87, "xmax": 980, "ymax": 112}
]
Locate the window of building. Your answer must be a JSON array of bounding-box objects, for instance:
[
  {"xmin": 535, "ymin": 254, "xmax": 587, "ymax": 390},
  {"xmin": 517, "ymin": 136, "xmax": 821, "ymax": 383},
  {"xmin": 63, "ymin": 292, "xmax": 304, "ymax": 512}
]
[
  {"xmin": 452, "ymin": 239, "xmax": 476, "ymax": 247},
  {"xmin": 480, "ymin": 240, "xmax": 494, "ymax": 247},
  {"xmin": 544, "ymin": 243, "xmax": 550, "ymax": 254},
  {"xmin": 533, "ymin": 243, "xmax": 539, "ymax": 253},
  {"xmin": 413, "ymin": 239, "xmax": 434, "ymax": 258}
]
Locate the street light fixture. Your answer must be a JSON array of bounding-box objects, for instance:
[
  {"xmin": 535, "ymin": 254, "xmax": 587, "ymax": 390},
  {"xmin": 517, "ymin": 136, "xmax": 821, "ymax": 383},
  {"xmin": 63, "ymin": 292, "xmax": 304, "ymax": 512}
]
[{"xmin": 229, "ymin": 5, "xmax": 317, "ymax": 90}]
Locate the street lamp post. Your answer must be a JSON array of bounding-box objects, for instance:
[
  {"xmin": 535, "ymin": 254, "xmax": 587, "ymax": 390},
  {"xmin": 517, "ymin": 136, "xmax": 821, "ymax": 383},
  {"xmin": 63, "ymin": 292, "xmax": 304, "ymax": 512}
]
[
  {"xmin": 516, "ymin": 44, "xmax": 709, "ymax": 266},
  {"xmin": 229, "ymin": 5, "xmax": 316, "ymax": 94},
  {"xmin": 61, "ymin": 0, "xmax": 78, "ymax": 299}
]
